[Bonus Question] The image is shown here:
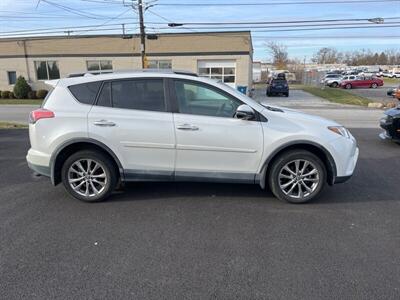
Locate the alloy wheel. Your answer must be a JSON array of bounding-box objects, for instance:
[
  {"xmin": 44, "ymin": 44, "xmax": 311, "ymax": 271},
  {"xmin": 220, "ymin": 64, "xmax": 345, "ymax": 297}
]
[
  {"xmin": 68, "ymin": 159, "xmax": 107, "ymax": 198},
  {"xmin": 278, "ymin": 159, "xmax": 320, "ymax": 200}
]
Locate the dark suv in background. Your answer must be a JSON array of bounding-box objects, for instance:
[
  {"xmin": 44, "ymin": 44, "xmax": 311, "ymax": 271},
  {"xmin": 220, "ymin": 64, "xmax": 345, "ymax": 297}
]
[{"xmin": 266, "ymin": 74, "xmax": 289, "ymax": 97}]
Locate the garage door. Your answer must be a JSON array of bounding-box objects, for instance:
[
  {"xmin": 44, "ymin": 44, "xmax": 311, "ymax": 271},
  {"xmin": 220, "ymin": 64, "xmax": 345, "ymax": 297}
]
[{"xmin": 198, "ymin": 60, "xmax": 236, "ymax": 87}]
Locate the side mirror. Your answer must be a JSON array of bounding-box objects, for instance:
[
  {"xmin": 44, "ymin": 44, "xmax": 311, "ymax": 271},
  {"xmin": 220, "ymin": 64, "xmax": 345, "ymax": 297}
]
[{"xmin": 235, "ymin": 104, "xmax": 255, "ymax": 120}]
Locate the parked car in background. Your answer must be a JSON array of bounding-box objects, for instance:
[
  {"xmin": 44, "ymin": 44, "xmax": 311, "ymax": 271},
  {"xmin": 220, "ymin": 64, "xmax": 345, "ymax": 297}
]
[
  {"xmin": 387, "ymin": 87, "xmax": 398, "ymax": 97},
  {"xmin": 395, "ymin": 88, "xmax": 400, "ymax": 100},
  {"xmin": 380, "ymin": 106, "xmax": 400, "ymax": 144},
  {"xmin": 382, "ymin": 71, "xmax": 393, "ymax": 77},
  {"xmin": 340, "ymin": 76, "xmax": 384, "ymax": 89},
  {"xmin": 26, "ymin": 70, "xmax": 358, "ymax": 204},
  {"xmin": 341, "ymin": 75, "xmax": 357, "ymax": 81},
  {"xmin": 321, "ymin": 74, "xmax": 342, "ymax": 87},
  {"xmin": 390, "ymin": 71, "xmax": 400, "ymax": 78},
  {"xmin": 266, "ymin": 75, "xmax": 289, "ymax": 97}
]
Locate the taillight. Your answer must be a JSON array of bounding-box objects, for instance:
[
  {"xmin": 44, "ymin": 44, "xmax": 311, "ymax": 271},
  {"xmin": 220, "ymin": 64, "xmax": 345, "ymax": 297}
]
[{"xmin": 29, "ymin": 108, "xmax": 55, "ymax": 124}]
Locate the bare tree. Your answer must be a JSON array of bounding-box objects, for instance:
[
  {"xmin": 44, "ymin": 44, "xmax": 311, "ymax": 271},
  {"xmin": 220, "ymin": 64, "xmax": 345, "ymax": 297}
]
[
  {"xmin": 266, "ymin": 42, "xmax": 289, "ymax": 69},
  {"xmin": 312, "ymin": 47, "xmax": 341, "ymax": 64}
]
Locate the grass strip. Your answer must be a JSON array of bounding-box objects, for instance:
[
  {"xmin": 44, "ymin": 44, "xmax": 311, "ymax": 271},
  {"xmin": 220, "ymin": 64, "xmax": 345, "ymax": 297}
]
[
  {"xmin": 0, "ymin": 99, "xmax": 43, "ymax": 105},
  {"xmin": 0, "ymin": 122, "xmax": 28, "ymax": 129},
  {"xmin": 299, "ymin": 85, "xmax": 373, "ymax": 106}
]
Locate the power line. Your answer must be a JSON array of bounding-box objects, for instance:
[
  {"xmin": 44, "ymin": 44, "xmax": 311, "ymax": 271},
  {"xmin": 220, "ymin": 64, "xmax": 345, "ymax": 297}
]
[
  {"xmin": 167, "ymin": 16, "xmax": 400, "ymax": 26},
  {"xmin": 0, "ymin": 22, "xmax": 138, "ymax": 36},
  {"xmin": 75, "ymin": 7, "xmax": 133, "ymax": 36},
  {"xmin": 0, "ymin": 26, "xmax": 138, "ymax": 38},
  {"xmin": 156, "ymin": 21, "xmax": 400, "ymax": 30},
  {"xmin": 155, "ymin": 0, "xmax": 400, "ymax": 6},
  {"xmin": 40, "ymin": 0, "xmax": 107, "ymax": 19},
  {"xmin": 79, "ymin": 0, "xmax": 400, "ymax": 5}
]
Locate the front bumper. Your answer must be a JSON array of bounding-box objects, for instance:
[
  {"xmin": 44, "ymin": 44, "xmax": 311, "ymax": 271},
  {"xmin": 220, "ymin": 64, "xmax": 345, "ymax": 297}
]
[
  {"xmin": 380, "ymin": 117, "xmax": 400, "ymax": 141},
  {"xmin": 328, "ymin": 134, "xmax": 359, "ymax": 182}
]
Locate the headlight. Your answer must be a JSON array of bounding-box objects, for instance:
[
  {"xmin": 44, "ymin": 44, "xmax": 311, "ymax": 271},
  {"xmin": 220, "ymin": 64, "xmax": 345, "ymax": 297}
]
[{"xmin": 328, "ymin": 126, "xmax": 351, "ymax": 138}]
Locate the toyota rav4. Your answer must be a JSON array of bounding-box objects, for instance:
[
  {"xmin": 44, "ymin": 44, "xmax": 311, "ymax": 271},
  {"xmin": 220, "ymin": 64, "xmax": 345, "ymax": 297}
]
[{"xmin": 27, "ymin": 70, "xmax": 359, "ymax": 203}]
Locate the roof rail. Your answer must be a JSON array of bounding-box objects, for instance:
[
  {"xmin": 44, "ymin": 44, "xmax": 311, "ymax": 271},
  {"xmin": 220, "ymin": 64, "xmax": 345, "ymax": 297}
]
[{"xmin": 67, "ymin": 69, "xmax": 198, "ymax": 78}]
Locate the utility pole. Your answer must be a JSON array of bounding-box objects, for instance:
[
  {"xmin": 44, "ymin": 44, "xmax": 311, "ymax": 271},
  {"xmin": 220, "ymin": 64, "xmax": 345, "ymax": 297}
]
[{"xmin": 137, "ymin": 0, "xmax": 146, "ymax": 68}]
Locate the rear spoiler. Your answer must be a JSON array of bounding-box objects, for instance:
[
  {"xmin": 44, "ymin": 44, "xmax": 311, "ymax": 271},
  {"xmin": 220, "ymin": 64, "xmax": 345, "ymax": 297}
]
[{"xmin": 44, "ymin": 79, "xmax": 59, "ymax": 88}]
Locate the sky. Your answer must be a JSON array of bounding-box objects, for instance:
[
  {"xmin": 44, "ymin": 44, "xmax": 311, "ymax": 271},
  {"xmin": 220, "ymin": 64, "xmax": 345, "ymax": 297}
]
[{"xmin": 0, "ymin": 0, "xmax": 399, "ymax": 62}]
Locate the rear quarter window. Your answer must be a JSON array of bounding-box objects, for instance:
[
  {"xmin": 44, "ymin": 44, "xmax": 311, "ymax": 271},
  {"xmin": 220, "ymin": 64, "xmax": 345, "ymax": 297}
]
[{"xmin": 68, "ymin": 81, "xmax": 102, "ymax": 105}]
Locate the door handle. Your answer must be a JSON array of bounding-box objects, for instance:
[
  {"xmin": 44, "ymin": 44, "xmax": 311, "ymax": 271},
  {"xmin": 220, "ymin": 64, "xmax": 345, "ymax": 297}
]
[
  {"xmin": 93, "ymin": 120, "xmax": 116, "ymax": 127},
  {"xmin": 176, "ymin": 124, "xmax": 199, "ymax": 131}
]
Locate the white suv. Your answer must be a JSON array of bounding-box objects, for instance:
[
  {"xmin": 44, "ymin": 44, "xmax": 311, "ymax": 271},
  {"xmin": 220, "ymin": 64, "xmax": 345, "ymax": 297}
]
[{"xmin": 27, "ymin": 70, "xmax": 359, "ymax": 203}]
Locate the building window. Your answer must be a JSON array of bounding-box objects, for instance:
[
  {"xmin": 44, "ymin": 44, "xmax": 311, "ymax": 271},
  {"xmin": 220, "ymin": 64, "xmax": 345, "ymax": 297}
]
[
  {"xmin": 7, "ymin": 71, "xmax": 17, "ymax": 84},
  {"xmin": 198, "ymin": 66, "xmax": 236, "ymax": 84},
  {"xmin": 86, "ymin": 60, "xmax": 113, "ymax": 74},
  {"xmin": 35, "ymin": 61, "xmax": 60, "ymax": 80},
  {"xmin": 148, "ymin": 60, "xmax": 172, "ymax": 69}
]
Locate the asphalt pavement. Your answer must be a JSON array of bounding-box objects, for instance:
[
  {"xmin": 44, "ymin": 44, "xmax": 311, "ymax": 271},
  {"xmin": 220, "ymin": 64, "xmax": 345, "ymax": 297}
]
[
  {"xmin": 0, "ymin": 104, "xmax": 39, "ymax": 124},
  {"xmin": 1, "ymin": 129, "xmax": 399, "ymax": 299}
]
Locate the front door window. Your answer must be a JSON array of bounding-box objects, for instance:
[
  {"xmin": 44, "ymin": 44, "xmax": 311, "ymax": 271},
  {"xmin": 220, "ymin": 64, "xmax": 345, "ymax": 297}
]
[{"xmin": 174, "ymin": 80, "xmax": 242, "ymax": 118}]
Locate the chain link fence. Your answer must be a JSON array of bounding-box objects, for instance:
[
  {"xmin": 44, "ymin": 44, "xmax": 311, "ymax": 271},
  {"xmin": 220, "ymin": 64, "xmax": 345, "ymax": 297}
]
[{"xmin": 302, "ymin": 70, "xmax": 326, "ymax": 87}]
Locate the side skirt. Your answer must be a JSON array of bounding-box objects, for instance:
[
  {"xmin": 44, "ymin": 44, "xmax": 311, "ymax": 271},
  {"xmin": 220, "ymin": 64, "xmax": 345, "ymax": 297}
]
[{"xmin": 123, "ymin": 170, "xmax": 256, "ymax": 184}]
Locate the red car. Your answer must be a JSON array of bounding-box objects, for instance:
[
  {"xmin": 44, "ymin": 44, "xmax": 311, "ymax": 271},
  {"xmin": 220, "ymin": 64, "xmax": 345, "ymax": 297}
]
[{"xmin": 340, "ymin": 76, "xmax": 384, "ymax": 89}]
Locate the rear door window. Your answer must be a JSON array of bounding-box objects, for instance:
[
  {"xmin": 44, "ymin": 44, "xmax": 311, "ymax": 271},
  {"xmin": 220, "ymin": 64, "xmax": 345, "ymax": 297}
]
[
  {"xmin": 68, "ymin": 81, "xmax": 102, "ymax": 105},
  {"xmin": 111, "ymin": 79, "xmax": 166, "ymax": 112},
  {"xmin": 96, "ymin": 82, "xmax": 111, "ymax": 107}
]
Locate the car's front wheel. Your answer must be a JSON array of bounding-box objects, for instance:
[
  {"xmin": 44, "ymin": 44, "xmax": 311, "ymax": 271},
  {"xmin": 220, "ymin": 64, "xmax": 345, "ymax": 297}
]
[
  {"xmin": 61, "ymin": 150, "xmax": 118, "ymax": 202},
  {"xmin": 268, "ymin": 150, "xmax": 326, "ymax": 204},
  {"xmin": 331, "ymin": 82, "xmax": 338, "ymax": 88}
]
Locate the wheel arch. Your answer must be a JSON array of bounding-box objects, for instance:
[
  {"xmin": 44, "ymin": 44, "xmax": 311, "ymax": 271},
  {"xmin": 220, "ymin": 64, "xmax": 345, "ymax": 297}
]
[
  {"xmin": 50, "ymin": 138, "xmax": 124, "ymax": 185},
  {"xmin": 258, "ymin": 141, "xmax": 337, "ymax": 189}
]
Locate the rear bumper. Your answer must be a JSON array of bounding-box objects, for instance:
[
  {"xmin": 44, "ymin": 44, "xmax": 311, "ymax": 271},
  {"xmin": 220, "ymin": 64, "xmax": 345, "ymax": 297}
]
[
  {"xmin": 269, "ymin": 89, "xmax": 289, "ymax": 93},
  {"xmin": 267, "ymin": 87, "xmax": 289, "ymax": 94},
  {"xmin": 26, "ymin": 148, "xmax": 51, "ymax": 177},
  {"xmin": 27, "ymin": 161, "xmax": 51, "ymax": 177},
  {"xmin": 334, "ymin": 175, "xmax": 352, "ymax": 184}
]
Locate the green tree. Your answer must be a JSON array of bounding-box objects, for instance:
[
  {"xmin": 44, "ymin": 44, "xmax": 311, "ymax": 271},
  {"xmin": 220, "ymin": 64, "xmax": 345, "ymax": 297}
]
[{"xmin": 13, "ymin": 76, "xmax": 31, "ymax": 99}]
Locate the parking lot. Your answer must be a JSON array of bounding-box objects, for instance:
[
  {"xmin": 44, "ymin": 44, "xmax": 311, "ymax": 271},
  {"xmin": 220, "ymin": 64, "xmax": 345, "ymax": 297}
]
[{"xmin": 1, "ymin": 93, "xmax": 400, "ymax": 298}]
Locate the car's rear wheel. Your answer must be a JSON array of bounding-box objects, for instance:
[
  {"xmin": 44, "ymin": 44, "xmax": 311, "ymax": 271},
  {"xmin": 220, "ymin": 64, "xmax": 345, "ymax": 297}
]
[
  {"xmin": 371, "ymin": 83, "xmax": 378, "ymax": 89},
  {"xmin": 61, "ymin": 150, "xmax": 118, "ymax": 202},
  {"xmin": 285, "ymin": 92, "xmax": 289, "ymax": 97},
  {"xmin": 331, "ymin": 82, "xmax": 338, "ymax": 88},
  {"xmin": 268, "ymin": 150, "xmax": 326, "ymax": 204},
  {"xmin": 345, "ymin": 83, "xmax": 352, "ymax": 89}
]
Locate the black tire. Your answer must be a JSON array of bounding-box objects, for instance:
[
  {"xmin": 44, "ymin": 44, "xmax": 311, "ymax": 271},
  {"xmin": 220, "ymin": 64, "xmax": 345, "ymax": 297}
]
[
  {"xmin": 268, "ymin": 150, "xmax": 326, "ymax": 204},
  {"xmin": 285, "ymin": 92, "xmax": 289, "ymax": 97},
  {"xmin": 266, "ymin": 91, "xmax": 270, "ymax": 97},
  {"xmin": 345, "ymin": 84, "xmax": 352, "ymax": 89},
  {"xmin": 371, "ymin": 83, "xmax": 378, "ymax": 89},
  {"xmin": 331, "ymin": 82, "xmax": 338, "ymax": 88},
  {"xmin": 61, "ymin": 150, "xmax": 118, "ymax": 202}
]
